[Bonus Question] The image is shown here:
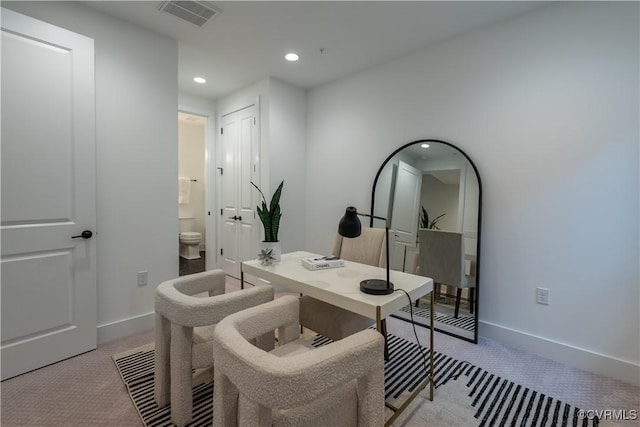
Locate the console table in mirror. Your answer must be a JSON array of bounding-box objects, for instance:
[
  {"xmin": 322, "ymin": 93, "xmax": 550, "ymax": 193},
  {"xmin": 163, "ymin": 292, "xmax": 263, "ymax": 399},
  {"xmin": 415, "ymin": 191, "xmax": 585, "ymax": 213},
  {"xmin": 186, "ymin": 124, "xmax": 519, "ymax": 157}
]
[{"xmin": 370, "ymin": 139, "xmax": 482, "ymax": 342}]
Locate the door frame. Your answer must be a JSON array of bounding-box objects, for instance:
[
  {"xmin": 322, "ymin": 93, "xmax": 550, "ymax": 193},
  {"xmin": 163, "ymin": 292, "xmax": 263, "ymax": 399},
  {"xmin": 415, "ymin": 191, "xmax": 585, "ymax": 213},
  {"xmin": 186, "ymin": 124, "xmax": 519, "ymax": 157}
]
[{"xmin": 178, "ymin": 104, "xmax": 217, "ymax": 269}]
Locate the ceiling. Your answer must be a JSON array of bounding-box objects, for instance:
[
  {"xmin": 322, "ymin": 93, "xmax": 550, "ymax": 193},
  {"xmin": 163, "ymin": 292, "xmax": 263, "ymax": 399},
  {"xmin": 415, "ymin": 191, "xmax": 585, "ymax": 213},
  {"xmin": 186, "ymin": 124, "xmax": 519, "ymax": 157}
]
[
  {"xmin": 85, "ymin": 1, "xmax": 547, "ymax": 100},
  {"xmin": 178, "ymin": 111, "xmax": 207, "ymax": 124}
]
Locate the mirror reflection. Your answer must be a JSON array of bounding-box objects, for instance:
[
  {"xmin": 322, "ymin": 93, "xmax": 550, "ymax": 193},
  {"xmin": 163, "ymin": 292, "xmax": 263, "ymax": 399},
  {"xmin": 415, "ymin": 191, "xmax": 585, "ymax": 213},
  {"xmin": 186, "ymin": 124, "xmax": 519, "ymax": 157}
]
[{"xmin": 371, "ymin": 140, "xmax": 481, "ymax": 342}]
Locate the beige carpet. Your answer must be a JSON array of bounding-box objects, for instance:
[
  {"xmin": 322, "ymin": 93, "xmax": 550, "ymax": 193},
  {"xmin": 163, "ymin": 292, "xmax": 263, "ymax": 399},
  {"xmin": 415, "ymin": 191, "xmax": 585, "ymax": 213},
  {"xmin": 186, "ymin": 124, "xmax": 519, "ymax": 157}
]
[{"xmin": 1, "ymin": 328, "xmax": 154, "ymax": 427}]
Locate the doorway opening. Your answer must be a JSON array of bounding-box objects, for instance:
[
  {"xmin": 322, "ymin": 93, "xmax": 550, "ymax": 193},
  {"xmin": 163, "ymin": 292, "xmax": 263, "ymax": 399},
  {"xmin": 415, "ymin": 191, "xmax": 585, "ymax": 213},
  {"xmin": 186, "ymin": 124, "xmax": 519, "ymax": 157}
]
[{"xmin": 178, "ymin": 112, "xmax": 207, "ymax": 276}]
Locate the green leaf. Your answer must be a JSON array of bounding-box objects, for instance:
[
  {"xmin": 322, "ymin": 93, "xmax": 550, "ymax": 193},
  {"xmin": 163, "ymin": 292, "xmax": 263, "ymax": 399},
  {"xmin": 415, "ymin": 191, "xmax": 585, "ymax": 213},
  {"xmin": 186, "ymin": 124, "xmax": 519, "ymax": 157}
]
[
  {"xmin": 251, "ymin": 181, "xmax": 267, "ymax": 206},
  {"xmin": 270, "ymin": 181, "xmax": 284, "ymax": 213},
  {"xmin": 250, "ymin": 180, "xmax": 284, "ymax": 242},
  {"xmin": 421, "ymin": 206, "xmax": 429, "ymax": 229},
  {"xmin": 264, "ymin": 221, "xmax": 273, "ymax": 242},
  {"xmin": 429, "ymin": 213, "xmax": 446, "ymax": 229},
  {"xmin": 271, "ymin": 209, "xmax": 282, "ymax": 242}
]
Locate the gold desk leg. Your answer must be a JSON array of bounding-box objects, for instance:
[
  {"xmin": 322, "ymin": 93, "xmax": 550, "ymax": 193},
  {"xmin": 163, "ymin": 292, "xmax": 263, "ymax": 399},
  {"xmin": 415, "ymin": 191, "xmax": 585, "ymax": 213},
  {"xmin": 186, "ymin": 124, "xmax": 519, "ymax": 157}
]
[
  {"xmin": 383, "ymin": 290, "xmax": 435, "ymax": 426},
  {"xmin": 430, "ymin": 288, "xmax": 434, "ymax": 401},
  {"xmin": 384, "ymin": 375, "xmax": 430, "ymax": 427}
]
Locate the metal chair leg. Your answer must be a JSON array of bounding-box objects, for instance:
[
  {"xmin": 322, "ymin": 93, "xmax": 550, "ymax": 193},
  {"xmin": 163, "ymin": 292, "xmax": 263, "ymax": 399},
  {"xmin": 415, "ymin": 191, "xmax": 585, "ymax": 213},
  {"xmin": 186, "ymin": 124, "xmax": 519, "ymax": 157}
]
[
  {"xmin": 454, "ymin": 288, "xmax": 462, "ymax": 318},
  {"xmin": 381, "ymin": 319, "xmax": 389, "ymax": 361}
]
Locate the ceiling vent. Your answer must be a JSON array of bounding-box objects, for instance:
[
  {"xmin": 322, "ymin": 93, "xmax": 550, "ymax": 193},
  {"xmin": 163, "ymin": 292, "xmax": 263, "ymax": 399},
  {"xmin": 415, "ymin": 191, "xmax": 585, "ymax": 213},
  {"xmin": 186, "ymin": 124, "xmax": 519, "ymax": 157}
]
[{"xmin": 158, "ymin": 1, "xmax": 221, "ymax": 27}]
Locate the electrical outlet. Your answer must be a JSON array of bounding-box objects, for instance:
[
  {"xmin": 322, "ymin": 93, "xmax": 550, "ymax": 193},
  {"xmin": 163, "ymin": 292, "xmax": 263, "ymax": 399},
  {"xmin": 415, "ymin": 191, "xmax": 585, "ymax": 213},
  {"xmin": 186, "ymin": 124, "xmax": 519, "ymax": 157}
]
[
  {"xmin": 137, "ymin": 271, "xmax": 148, "ymax": 286},
  {"xmin": 536, "ymin": 287, "xmax": 550, "ymax": 305}
]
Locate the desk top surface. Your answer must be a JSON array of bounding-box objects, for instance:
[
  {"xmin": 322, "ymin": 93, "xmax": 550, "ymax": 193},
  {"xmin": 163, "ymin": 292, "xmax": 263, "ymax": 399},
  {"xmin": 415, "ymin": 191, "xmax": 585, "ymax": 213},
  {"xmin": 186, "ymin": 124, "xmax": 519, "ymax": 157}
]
[{"xmin": 242, "ymin": 251, "xmax": 433, "ymax": 319}]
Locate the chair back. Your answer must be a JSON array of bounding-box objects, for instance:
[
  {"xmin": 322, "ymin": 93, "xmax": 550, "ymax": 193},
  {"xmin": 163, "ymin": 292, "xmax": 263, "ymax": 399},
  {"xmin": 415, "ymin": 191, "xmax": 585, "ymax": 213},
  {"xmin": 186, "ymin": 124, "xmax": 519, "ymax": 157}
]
[
  {"xmin": 213, "ymin": 296, "xmax": 384, "ymax": 427},
  {"xmin": 332, "ymin": 227, "xmax": 387, "ymax": 267},
  {"xmin": 418, "ymin": 229, "xmax": 467, "ymax": 288}
]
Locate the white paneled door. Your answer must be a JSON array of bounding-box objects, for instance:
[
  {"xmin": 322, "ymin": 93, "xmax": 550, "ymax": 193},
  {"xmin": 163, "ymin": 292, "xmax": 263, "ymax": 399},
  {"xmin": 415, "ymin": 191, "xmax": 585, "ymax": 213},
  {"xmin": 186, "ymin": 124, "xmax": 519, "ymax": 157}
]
[
  {"xmin": 220, "ymin": 105, "xmax": 259, "ymax": 279},
  {"xmin": 390, "ymin": 160, "xmax": 422, "ymax": 270},
  {"xmin": 1, "ymin": 8, "xmax": 97, "ymax": 380}
]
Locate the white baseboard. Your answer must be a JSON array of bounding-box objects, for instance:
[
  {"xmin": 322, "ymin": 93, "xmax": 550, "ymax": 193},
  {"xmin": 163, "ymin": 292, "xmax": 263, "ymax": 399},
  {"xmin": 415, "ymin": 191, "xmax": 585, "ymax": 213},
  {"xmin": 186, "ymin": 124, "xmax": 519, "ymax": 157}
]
[
  {"xmin": 97, "ymin": 312, "xmax": 155, "ymax": 345},
  {"xmin": 479, "ymin": 320, "xmax": 640, "ymax": 386}
]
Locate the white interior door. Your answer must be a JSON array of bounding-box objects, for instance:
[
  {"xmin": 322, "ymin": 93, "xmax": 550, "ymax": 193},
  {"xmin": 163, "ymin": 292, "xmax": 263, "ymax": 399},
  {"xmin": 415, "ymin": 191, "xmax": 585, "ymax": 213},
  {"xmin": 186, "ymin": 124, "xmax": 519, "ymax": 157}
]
[
  {"xmin": 1, "ymin": 8, "xmax": 96, "ymax": 380},
  {"xmin": 390, "ymin": 160, "xmax": 422, "ymax": 270},
  {"xmin": 220, "ymin": 105, "xmax": 258, "ymax": 279}
]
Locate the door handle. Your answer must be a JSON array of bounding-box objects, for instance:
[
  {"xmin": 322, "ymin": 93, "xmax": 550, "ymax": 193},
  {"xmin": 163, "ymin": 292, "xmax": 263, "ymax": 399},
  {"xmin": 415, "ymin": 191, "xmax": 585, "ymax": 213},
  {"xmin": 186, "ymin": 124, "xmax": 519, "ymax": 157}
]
[
  {"xmin": 228, "ymin": 216, "xmax": 242, "ymax": 221},
  {"xmin": 72, "ymin": 230, "xmax": 93, "ymax": 239}
]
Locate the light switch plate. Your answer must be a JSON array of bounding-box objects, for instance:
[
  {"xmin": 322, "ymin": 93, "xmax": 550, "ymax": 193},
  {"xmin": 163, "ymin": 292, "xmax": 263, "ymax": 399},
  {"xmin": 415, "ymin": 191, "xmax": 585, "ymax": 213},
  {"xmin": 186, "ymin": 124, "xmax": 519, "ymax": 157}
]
[
  {"xmin": 536, "ymin": 287, "xmax": 550, "ymax": 305},
  {"xmin": 137, "ymin": 271, "xmax": 148, "ymax": 286}
]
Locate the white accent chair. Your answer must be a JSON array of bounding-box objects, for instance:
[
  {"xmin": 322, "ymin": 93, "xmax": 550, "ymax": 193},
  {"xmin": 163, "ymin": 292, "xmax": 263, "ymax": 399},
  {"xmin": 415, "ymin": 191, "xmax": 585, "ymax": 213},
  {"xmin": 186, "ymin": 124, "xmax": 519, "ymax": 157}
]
[
  {"xmin": 213, "ymin": 295, "xmax": 385, "ymax": 427},
  {"xmin": 299, "ymin": 227, "xmax": 387, "ymax": 342},
  {"xmin": 418, "ymin": 229, "xmax": 474, "ymax": 318},
  {"xmin": 154, "ymin": 270, "xmax": 274, "ymax": 427}
]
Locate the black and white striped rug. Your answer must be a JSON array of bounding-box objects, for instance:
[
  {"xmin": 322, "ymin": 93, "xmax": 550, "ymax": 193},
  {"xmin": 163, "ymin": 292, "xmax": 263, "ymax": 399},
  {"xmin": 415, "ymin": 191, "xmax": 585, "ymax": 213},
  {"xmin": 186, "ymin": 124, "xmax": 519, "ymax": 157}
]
[
  {"xmin": 398, "ymin": 302, "xmax": 476, "ymax": 331},
  {"xmin": 313, "ymin": 333, "xmax": 460, "ymax": 403},
  {"xmin": 113, "ymin": 335, "xmax": 597, "ymax": 426},
  {"xmin": 442, "ymin": 360, "xmax": 599, "ymax": 426}
]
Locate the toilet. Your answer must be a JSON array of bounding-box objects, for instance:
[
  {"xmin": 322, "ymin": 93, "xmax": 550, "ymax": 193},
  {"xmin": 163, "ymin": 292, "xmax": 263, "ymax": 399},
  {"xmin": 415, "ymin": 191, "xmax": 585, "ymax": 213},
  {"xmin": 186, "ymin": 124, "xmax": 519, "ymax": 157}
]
[
  {"xmin": 179, "ymin": 232, "xmax": 202, "ymax": 259},
  {"xmin": 179, "ymin": 217, "xmax": 202, "ymax": 260}
]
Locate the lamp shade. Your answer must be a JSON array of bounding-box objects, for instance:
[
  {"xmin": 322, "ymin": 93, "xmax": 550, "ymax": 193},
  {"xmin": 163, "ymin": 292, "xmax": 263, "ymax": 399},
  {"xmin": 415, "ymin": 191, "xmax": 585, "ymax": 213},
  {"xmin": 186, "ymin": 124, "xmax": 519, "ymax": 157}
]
[{"xmin": 338, "ymin": 206, "xmax": 361, "ymax": 238}]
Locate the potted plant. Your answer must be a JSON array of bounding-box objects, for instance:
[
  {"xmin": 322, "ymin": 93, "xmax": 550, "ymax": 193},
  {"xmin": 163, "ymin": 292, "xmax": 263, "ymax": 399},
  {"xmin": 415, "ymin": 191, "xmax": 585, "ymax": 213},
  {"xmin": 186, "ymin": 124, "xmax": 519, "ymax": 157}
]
[
  {"xmin": 251, "ymin": 180, "xmax": 284, "ymax": 263},
  {"xmin": 421, "ymin": 206, "xmax": 445, "ymax": 230}
]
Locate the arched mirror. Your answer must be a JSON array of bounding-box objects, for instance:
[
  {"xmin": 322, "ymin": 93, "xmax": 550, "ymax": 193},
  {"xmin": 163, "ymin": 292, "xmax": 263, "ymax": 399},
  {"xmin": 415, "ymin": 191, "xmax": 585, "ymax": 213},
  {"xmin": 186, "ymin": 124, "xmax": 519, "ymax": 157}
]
[{"xmin": 371, "ymin": 139, "xmax": 481, "ymax": 342}]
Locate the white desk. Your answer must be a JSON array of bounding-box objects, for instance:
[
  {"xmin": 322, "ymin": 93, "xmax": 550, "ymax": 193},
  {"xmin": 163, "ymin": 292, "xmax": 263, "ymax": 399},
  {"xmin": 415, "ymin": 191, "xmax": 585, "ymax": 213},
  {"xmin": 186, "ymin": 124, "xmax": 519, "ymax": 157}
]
[{"xmin": 241, "ymin": 251, "xmax": 435, "ymax": 426}]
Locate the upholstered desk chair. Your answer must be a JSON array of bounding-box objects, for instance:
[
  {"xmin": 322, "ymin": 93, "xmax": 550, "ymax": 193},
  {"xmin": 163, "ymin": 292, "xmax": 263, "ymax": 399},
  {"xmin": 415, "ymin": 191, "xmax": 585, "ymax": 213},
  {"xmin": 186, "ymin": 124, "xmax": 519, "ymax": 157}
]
[
  {"xmin": 299, "ymin": 227, "xmax": 387, "ymax": 343},
  {"xmin": 418, "ymin": 229, "xmax": 474, "ymax": 318},
  {"xmin": 213, "ymin": 295, "xmax": 384, "ymax": 427},
  {"xmin": 154, "ymin": 270, "xmax": 274, "ymax": 427}
]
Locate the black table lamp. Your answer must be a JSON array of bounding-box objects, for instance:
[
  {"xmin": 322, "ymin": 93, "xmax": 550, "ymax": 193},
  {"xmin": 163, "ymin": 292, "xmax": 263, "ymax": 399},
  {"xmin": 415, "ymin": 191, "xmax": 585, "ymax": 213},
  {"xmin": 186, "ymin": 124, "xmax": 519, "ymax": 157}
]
[{"xmin": 338, "ymin": 206, "xmax": 394, "ymax": 295}]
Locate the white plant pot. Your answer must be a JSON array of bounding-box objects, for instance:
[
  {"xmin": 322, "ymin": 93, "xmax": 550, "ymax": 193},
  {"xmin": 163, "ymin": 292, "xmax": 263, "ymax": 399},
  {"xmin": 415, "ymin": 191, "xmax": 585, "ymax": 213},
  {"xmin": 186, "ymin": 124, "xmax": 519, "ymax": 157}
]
[{"xmin": 261, "ymin": 241, "xmax": 281, "ymax": 262}]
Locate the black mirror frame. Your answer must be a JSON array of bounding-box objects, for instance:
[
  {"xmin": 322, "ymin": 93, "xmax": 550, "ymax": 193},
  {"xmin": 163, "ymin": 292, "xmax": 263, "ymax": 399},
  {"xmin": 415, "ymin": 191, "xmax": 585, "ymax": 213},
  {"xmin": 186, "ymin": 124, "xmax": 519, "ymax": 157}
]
[{"xmin": 370, "ymin": 139, "xmax": 482, "ymax": 343}]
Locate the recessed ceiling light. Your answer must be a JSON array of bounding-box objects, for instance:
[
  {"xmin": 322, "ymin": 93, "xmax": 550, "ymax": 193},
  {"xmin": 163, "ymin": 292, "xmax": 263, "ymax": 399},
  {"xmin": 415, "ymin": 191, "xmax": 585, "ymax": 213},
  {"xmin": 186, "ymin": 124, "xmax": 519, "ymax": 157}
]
[
  {"xmin": 285, "ymin": 53, "xmax": 299, "ymax": 62},
  {"xmin": 193, "ymin": 77, "xmax": 206, "ymax": 84},
  {"xmin": 421, "ymin": 143, "xmax": 430, "ymax": 148}
]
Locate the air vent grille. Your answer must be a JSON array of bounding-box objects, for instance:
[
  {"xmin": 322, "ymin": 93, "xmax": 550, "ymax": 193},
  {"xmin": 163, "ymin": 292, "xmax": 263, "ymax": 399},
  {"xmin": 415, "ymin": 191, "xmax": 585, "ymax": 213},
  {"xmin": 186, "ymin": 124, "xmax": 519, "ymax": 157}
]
[{"xmin": 158, "ymin": 1, "xmax": 221, "ymax": 27}]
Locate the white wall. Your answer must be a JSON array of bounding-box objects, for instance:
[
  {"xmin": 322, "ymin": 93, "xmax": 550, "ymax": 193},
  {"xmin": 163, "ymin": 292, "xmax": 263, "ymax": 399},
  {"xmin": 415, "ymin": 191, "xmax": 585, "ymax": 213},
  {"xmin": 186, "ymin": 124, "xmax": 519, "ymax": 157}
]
[
  {"xmin": 179, "ymin": 93, "xmax": 216, "ymax": 112},
  {"xmin": 178, "ymin": 121, "xmax": 206, "ymax": 248},
  {"xmin": 421, "ymin": 174, "xmax": 459, "ymax": 232},
  {"xmin": 306, "ymin": 2, "xmax": 639, "ymax": 383},
  {"xmin": 269, "ymin": 78, "xmax": 307, "ymax": 253},
  {"xmin": 5, "ymin": 1, "xmax": 180, "ymax": 342}
]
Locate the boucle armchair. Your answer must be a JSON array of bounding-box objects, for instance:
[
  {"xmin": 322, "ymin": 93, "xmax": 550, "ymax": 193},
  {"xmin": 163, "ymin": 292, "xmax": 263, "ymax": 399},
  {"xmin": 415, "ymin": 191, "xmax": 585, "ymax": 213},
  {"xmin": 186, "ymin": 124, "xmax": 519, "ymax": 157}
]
[
  {"xmin": 154, "ymin": 270, "xmax": 274, "ymax": 427},
  {"xmin": 213, "ymin": 295, "xmax": 384, "ymax": 427},
  {"xmin": 299, "ymin": 227, "xmax": 387, "ymax": 341}
]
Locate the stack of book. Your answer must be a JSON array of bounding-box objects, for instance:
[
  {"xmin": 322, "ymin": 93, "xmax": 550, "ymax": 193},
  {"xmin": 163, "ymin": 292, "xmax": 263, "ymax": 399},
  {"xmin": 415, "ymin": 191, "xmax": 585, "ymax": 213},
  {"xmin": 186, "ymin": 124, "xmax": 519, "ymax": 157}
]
[{"xmin": 301, "ymin": 256, "xmax": 344, "ymax": 270}]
